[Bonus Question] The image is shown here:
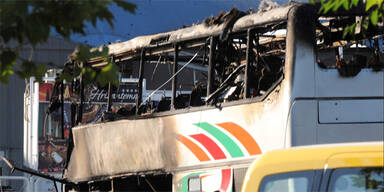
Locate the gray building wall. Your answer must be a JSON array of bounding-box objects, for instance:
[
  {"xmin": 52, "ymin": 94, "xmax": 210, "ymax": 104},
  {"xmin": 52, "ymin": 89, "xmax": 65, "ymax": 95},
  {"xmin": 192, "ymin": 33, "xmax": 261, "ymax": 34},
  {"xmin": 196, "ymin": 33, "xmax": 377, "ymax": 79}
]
[
  {"xmin": 0, "ymin": 74, "xmax": 25, "ymax": 175},
  {"xmin": 0, "ymin": 37, "xmax": 76, "ymax": 189}
]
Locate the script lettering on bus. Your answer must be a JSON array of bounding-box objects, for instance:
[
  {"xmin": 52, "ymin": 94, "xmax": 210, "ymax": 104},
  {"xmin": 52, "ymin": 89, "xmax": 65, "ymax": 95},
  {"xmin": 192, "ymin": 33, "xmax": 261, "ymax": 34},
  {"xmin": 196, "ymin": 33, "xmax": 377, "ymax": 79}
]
[{"xmin": 88, "ymin": 83, "xmax": 138, "ymax": 103}]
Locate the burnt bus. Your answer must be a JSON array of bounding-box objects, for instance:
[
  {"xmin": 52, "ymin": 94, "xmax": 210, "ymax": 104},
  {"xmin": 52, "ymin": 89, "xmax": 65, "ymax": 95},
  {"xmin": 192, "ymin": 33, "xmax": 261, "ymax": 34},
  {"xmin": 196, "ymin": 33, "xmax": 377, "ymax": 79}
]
[{"xmin": 60, "ymin": 3, "xmax": 383, "ymax": 191}]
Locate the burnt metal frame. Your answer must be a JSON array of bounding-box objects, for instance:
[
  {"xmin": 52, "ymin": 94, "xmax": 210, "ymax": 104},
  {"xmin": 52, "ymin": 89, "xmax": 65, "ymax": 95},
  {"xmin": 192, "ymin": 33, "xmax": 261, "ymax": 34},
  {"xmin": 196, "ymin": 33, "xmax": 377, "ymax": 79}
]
[
  {"xmin": 137, "ymin": 48, "xmax": 146, "ymax": 114},
  {"xmin": 61, "ymin": 80, "xmax": 65, "ymax": 138},
  {"xmin": 171, "ymin": 43, "xmax": 179, "ymax": 109},
  {"xmin": 77, "ymin": 63, "xmax": 84, "ymax": 125},
  {"xmin": 135, "ymin": 39, "xmax": 206, "ymax": 112},
  {"xmin": 134, "ymin": 29, "xmax": 265, "ymax": 112},
  {"xmin": 122, "ymin": 22, "xmax": 289, "ymax": 116},
  {"xmin": 207, "ymin": 36, "xmax": 217, "ymax": 98},
  {"xmin": 107, "ymin": 82, "xmax": 113, "ymax": 112},
  {"xmin": 106, "ymin": 56, "xmax": 115, "ymax": 112},
  {"xmin": 244, "ymin": 29, "xmax": 255, "ymax": 99}
]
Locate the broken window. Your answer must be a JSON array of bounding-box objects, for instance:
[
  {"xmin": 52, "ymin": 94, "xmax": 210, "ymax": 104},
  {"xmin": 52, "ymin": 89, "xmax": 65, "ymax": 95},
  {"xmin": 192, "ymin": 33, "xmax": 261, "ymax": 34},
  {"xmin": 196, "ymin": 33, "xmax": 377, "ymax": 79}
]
[
  {"xmin": 121, "ymin": 40, "xmax": 210, "ymax": 115},
  {"xmin": 206, "ymin": 24, "xmax": 286, "ymax": 105},
  {"xmin": 316, "ymin": 16, "xmax": 384, "ymax": 76},
  {"xmin": 139, "ymin": 24, "xmax": 287, "ymax": 113},
  {"xmin": 129, "ymin": 23, "xmax": 288, "ymax": 114},
  {"xmin": 140, "ymin": 51, "xmax": 174, "ymax": 114},
  {"xmin": 77, "ymin": 20, "xmax": 288, "ymax": 117},
  {"xmin": 212, "ymin": 34, "xmax": 248, "ymax": 102},
  {"xmin": 174, "ymin": 43, "xmax": 209, "ymax": 109},
  {"xmin": 126, "ymin": 39, "xmax": 210, "ymax": 115}
]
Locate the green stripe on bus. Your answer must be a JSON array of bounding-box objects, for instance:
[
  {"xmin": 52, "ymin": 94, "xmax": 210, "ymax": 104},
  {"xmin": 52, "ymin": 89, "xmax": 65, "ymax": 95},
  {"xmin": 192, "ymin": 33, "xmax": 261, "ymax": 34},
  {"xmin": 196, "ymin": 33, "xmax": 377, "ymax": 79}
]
[{"xmin": 194, "ymin": 122, "xmax": 244, "ymax": 158}]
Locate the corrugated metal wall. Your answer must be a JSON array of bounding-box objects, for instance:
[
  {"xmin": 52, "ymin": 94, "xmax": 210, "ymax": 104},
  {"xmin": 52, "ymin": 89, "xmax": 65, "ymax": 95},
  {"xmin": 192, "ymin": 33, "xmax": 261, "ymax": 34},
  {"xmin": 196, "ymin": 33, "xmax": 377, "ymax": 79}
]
[
  {"xmin": 0, "ymin": 74, "xmax": 25, "ymax": 166},
  {"xmin": 0, "ymin": 37, "xmax": 76, "ymax": 187}
]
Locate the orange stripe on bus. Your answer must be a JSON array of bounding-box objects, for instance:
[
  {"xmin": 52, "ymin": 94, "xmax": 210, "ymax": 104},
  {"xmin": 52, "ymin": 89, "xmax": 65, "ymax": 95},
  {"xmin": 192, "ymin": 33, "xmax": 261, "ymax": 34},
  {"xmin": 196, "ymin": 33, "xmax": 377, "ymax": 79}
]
[
  {"xmin": 177, "ymin": 134, "xmax": 211, "ymax": 162},
  {"xmin": 216, "ymin": 122, "xmax": 262, "ymax": 155}
]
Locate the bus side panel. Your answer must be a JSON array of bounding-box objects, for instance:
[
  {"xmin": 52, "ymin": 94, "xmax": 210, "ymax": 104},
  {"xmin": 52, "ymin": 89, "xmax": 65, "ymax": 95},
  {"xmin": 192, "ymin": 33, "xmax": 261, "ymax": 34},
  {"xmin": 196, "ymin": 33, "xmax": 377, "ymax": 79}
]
[
  {"xmin": 289, "ymin": 100, "xmax": 317, "ymax": 146},
  {"xmin": 65, "ymin": 82, "xmax": 288, "ymax": 183},
  {"xmin": 175, "ymin": 84, "xmax": 287, "ymax": 166},
  {"xmin": 289, "ymin": 99, "xmax": 384, "ymax": 147},
  {"xmin": 315, "ymin": 67, "xmax": 384, "ymax": 98}
]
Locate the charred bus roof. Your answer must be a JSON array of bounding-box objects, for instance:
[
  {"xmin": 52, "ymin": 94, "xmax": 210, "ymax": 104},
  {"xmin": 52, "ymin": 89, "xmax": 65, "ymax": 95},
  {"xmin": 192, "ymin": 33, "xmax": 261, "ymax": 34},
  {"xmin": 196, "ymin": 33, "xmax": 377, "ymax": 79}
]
[
  {"xmin": 73, "ymin": 2, "xmax": 381, "ymax": 66},
  {"xmin": 78, "ymin": 3, "xmax": 294, "ymax": 66}
]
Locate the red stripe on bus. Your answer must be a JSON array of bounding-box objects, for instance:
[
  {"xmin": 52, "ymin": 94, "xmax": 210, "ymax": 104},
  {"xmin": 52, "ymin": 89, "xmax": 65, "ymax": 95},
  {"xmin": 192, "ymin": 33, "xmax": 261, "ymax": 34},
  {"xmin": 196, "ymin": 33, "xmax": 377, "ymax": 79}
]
[
  {"xmin": 190, "ymin": 134, "xmax": 226, "ymax": 160},
  {"xmin": 177, "ymin": 134, "xmax": 210, "ymax": 162}
]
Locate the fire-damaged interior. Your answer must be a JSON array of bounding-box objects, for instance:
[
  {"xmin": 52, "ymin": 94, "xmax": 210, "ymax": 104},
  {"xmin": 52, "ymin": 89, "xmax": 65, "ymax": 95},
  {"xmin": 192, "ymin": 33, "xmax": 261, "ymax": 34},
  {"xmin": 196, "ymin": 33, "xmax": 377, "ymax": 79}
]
[
  {"xmin": 316, "ymin": 16, "xmax": 384, "ymax": 76},
  {"xmin": 82, "ymin": 16, "xmax": 287, "ymax": 119},
  {"xmin": 132, "ymin": 24, "xmax": 285, "ymax": 114},
  {"xmin": 68, "ymin": 10, "xmax": 383, "ymax": 122}
]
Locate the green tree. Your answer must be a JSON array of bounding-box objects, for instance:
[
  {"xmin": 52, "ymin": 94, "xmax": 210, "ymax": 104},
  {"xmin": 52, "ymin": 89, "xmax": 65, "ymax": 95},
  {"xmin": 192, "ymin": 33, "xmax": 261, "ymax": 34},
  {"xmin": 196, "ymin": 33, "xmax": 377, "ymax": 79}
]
[
  {"xmin": 0, "ymin": 0, "xmax": 136, "ymax": 85},
  {"xmin": 314, "ymin": 0, "xmax": 383, "ymax": 36}
]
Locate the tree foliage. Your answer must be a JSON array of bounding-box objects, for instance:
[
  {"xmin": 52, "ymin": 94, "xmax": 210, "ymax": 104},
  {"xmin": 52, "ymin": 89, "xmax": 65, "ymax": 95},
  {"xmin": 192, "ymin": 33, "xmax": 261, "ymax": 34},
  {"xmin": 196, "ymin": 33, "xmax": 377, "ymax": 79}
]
[
  {"xmin": 313, "ymin": 0, "xmax": 383, "ymax": 36},
  {"xmin": 0, "ymin": 0, "xmax": 136, "ymax": 84},
  {"xmin": 63, "ymin": 44, "xmax": 120, "ymax": 87}
]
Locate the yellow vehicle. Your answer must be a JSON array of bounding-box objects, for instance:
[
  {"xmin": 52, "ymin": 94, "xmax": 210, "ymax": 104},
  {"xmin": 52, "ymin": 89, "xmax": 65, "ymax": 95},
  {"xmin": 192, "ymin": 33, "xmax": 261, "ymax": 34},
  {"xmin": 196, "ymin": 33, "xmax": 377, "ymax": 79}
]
[{"xmin": 241, "ymin": 142, "xmax": 384, "ymax": 192}]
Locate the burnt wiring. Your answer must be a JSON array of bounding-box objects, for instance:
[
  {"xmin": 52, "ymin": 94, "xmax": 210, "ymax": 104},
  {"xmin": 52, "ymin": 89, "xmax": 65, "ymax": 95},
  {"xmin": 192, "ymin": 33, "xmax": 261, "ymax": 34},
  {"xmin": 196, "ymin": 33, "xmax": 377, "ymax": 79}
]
[
  {"xmin": 139, "ymin": 45, "xmax": 204, "ymax": 108},
  {"xmin": 151, "ymin": 55, "xmax": 162, "ymax": 81}
]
